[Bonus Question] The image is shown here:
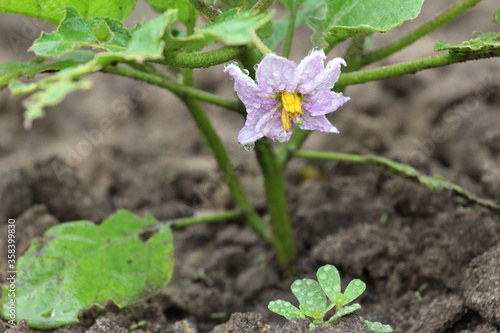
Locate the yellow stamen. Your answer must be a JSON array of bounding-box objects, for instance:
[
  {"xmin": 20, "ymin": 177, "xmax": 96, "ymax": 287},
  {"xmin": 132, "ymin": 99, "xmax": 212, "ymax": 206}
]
[{"xmin": 280, "ymin": 91, "xmax": 303, "ymax": 132}]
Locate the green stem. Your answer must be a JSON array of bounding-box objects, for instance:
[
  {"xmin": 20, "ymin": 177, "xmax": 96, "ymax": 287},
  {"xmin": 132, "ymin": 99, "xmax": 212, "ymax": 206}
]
[
  {"xmin": 276, "ymin": 129, "xmax": 310, "ymax": 166},
  {"xmin": 102, "ymin": 66, "xmax": 245, "ymax": 115},
  {"xmin": 188, "ymin": 0, "xmax": 221, "ymax": 21},
  {"xmin": 157, "ymin": 46, "xmax": 244, "ymax": 69},
  {"xmin": 352, "ymin": 0, "xmax": 484, "ymax": 69},
  {"xmin": 252, "ymin": 0, "xmax": 276, "ymax": 13},
  {"xmin": 251, "ymin": 30, "xmax": 273, "ymax": 55},
  {"xmin": 169, "ymin": 209, "xmax": 244, "ymax": 228},
  {"xmin": 335, "ymin": 51, "xmax": 500, "ymax": 90},
  {"xmin": 255, "ymin": 138, "xmax": 296, "ymax": 271},
  {"xmin": 181, "ymin": 98, "xmax": 270, "ymax": 241},
  {"xmin": 293, "ymin": 150, "xmax": 500, "ymax": 213},
  {"xmin": 282, "ymin": 0, "xmax": 297, "ymax": 58}
]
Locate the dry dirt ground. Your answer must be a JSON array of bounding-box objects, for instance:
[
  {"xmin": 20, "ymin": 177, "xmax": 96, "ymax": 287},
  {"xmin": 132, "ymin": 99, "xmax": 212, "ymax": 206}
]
[{"xmin": 0, "ymin": 1, "xmax": 499, "ymax": 332}]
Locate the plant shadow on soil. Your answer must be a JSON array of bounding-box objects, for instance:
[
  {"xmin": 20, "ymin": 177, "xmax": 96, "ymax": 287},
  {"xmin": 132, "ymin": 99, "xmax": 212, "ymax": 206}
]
[{"xmin": 0, "ymin": 2, "xmax": 499, "ymax": 333}]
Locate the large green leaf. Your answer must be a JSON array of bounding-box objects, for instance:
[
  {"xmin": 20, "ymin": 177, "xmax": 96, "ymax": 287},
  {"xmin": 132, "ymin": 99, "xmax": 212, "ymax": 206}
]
[
  {"xmin": 0, "ymin": 210, "xmax": 174, "ymax": 329},
  {"xmin": 309, "ymin": 0, "xmax": 425, "ymax": 47},
  {"xmin": 0, "ymin": 0, "xmax": 136, "ymax": 25},
  {"xmin": 435, "ymin": 31, "xmax": 500, "ymax": 56},
  {"xmin": 29, "ymin": 7, "xmax": 134, "ymax": 57}
]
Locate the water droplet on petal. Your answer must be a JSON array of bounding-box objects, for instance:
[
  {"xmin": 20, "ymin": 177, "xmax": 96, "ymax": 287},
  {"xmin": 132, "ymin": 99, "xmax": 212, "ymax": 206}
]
[
  {"xmin": 223, "ymin": 63, "xmax": 230, "ymax": 69},
  {"xmin": 242, "ymin": 69, "xmax": 250, "ymax": 76},
  {"xmin": 253, "ymin": 64, "xmax": 259, "ymax": 70},
  {"xmin": 310, "ymin": 46, "xmax": 323, "ymax": 54},
  {"xmin": 273, "ymin": 70, "xmax": 279, "ymax": 77},
  {"xmin": 243, "ymin": 143, "xmax": 255, "ymax": 151}
]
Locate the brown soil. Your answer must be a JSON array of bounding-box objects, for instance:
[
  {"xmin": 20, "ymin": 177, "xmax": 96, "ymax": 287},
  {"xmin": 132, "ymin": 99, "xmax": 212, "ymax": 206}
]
[{"xmin": 0, "ymin": 1, "xmax": 499, "ymax": 333}]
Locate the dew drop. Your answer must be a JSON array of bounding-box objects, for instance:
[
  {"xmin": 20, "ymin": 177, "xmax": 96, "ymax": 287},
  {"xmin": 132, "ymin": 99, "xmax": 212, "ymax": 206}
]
[
  {"xmin": 284, "ymin": 303, "xmax": 291, "ymax": 307},
  {"xmin": 318, "ymin": 273, "xmax": 327, "ymax": 280},
  {"xmin": 323, "ymin": 266, "xmax": 332, "ymax": 272},
  {"xmin": 310, "ymin": 46, "xmax": 323, "ymax": 54},
  {"xmin": 273, "ymin": 70, "xmax": 279, "ymax": 77},
  {"xmin": 295, "ymin": 281, "xmax": 303, "ymax": 286},
  {"xmin": 306, "ymin": 300, "xmax": 313, "ymax": 305},
  {"xmin": 305, "ymin": 280, "xmax": 313, "ymax": 285},
  {"xmin": 223, "ymin": 63, "xmax": 230, "ymax": 69},
  {"xmin": 307, "ymin": 292, "xmax": 314, "ymax": 297},
  {"xmin": 324, "ymin": 287, "xmax": 332, "ymax": 293},
  {"xmin": 243, "ymin": 143, "xmax": 255, "ymax": 151},
  {"xmin": 354, "ymin": 280, "xmax": 362, "ymax": 286},
  {"xmin": 242, "ymin": 69, "xmax": 250, "ymax": 76},
  {"xmin": 253, "ymin": 64, "xmax": 259, "ymax": 70}
]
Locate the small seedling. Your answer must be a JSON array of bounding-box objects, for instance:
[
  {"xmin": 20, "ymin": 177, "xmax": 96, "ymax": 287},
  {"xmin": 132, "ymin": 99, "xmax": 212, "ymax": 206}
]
[{"xmin": 268, "ymin": 264, "xmax": 393, "ymax": 332}]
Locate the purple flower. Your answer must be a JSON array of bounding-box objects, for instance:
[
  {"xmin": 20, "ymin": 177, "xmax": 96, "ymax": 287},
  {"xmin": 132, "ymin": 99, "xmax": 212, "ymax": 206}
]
[{"xmin": 224, "ymin": 49, "xmax": 350, "ymax": 148}]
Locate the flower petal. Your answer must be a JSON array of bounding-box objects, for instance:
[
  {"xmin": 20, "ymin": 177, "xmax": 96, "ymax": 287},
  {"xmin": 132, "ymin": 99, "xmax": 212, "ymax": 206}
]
[
  {"xmin": 293, "ymin": 49, "xmax": 327, "ymax": 95},
  {"xmin": 300, "ymin": 112, "xmax": 339, "ymax": 133},
  {"xmin": 238, "ymin": 102, "xmax": 280, "ymax": 145},
  {"xmin": 256, "ymin": 53, "xmax": 297, "ymax": 95},
  {"xmin": 260, "ymin": 111, "xmax": 294, "ymax": 142},
  {"xmin": 303, "ymin": 91, "xmax": 350, "ymax": 116},
  {"xmin": 316, "ymin": 57, "xmax": 346, "ymax": 92}
]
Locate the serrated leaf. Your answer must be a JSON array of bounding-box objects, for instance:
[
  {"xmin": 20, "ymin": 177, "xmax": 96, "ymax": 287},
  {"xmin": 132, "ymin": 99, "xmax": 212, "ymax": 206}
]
[
  {"xmin": 268, "ymin": 300, "xmax": 306, "ymax": 320},
  {"xmin": 342, "ymin": 279, "xmax": 366, "ymax": 305},
  {"xmin": 363, "ymin": 319, "xmax": 394, "ymax": 333},
  {"xmin": 164, "ymin": 9, "xmax": 274, "ymax": 52},
  {"xmin": 309, "ymin": 0, "xmax": 425, "ymax": 47},
  {"xmin": 325, "ymin": 303, "xmax": 362, "ymax": 323},
  {"xmin": 435, "ymin": 31, "xmax": 500, "ymax": 56},
  {"xmin": 291, "ymin": 278, "xmax": 327, "ymax": 320},
  {"xmin": 316, "ymin": 264, "xmax": 342, "ymax": 303},
  {"xmin": 29, "ymin": 7, "xmax": 133, "ymax": 57},
  {"xmin": 144, "ymin": 0, "xmax": 197, "ymax": 27},
  {"xmin": 0, "ymin": 210, "xmax": 174, "ymax": 329},
  {"xmin": 125, "ymin": 10, "xmax": 177, "ymax": 60},
  {"xmin": 0, "ymin": 60, "xmax": 78, "ymax": 89},
  {"xmin": 0, "ymin": 0, "xmax": 136, "ymax": 25}
]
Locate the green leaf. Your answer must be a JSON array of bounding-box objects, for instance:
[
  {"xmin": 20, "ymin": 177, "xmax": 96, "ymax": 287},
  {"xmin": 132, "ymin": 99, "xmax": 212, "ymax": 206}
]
[
  {"xmin": 342, "ymin": 279, "xmax": 366, "ymax": 305},
  {"xmin": 325, "ymin": 303, "xmax": 362, "ymax": 323},
  {"xmin": 316, "ymin": 264, "xmax": 342, "ymax": 303},
  {"xmin": 495, "ymin": 10, "xmax": 500, "ymax": 23},
  {"xmin": 0, "ymin": 210, "xmax": 174, "ymax": 329},
  {"xmin": 268, "ymin": 300, "xmax": 306, "ymax": 320},
  {"xmin": 29, "ymin": 7, "xmax": 133, "ymax": 57},
  {"xmin": 0, "ymin": 0, "xmax": 137, "ymax": 25},
  {"xmin": 291, "ymin": 279, "xmax": 327, "ymax": 320},
  {"xmin": 309, "ymin": 0, "xmax": 425, "ymax": 47},
  {"xmin": 363, "ymin": 319, "xmax": 394, "ymax": 333},
  {"xmin": 20, "ymin": 76, "xmax": 93, "ymax": 128},
  {"xmin": 125, "ymin": 10, "xmax": 177, "ymax": 60},
  {"xmin": 435, "ymin": 31, "xmax": 500, "ymax": 56},
  {"xmin": 164, "ymin": 9, "xmax": 274, "ymax": 52},
  {"xmin": 0, "ymin": 60, "xmax": 78, "ymax": 89},
  {"xmin": 143, "ymin": 0, "xmax": 197, "ymax": 27},
  {"xmin": 206, "ymin": 0, "xmax": 259, "ymax": 12}
]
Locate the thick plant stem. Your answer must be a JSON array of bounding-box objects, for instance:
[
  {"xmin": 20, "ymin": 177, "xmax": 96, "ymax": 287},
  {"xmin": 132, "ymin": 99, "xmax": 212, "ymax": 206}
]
[
  {"xmin": 255, "ymin": 138, "xmax": 296, "ymax": 271},
  {"xmin": 282, "ymin": 1, "xmax": 297, "ymax": 58},
  {"xmin": 352, "ymin": 0, "xmax": 484, "ymax": 69},
  {"xmin": 182, "ymin": 97, "xmax": 270, "ymax": 241},
  {"xmin": 293, "ymin": 150, "xmax": 500, "ymax": 213},
  {"xmin": 335, "ymin": 51, "xmax": 499, "ymax": 90},
  {"xmin": 157, "ymin": 46, "xmax": 244, "ymax": 69},
  {"xmin": 103, "ymin": 66, "xmax": 245, "ymax": 115},
  {"xmin": 169, "ymin": 210, "xmax": 244, "ymax": 228}
]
